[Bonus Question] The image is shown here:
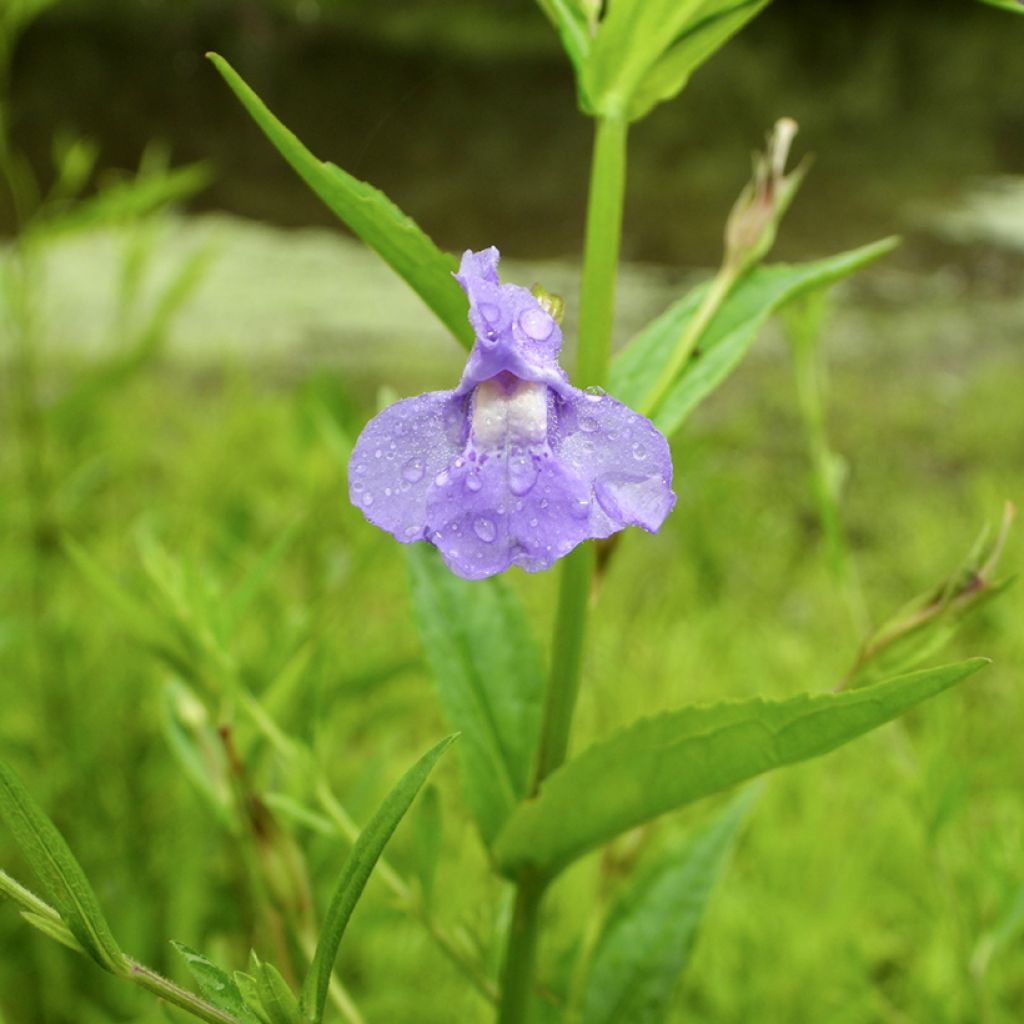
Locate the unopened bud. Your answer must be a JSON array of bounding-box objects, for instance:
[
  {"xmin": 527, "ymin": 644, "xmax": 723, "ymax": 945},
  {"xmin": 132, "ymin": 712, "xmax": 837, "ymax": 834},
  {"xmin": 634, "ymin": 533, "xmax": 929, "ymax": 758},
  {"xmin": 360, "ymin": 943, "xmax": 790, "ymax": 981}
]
[{"xmin": 724, "ymin": 117, "xmax": 807, "ymax": 273}]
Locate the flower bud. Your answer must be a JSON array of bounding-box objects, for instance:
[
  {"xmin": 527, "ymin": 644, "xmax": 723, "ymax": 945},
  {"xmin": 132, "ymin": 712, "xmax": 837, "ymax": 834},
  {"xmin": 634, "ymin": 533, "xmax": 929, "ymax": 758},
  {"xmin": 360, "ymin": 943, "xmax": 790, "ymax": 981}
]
[{"xmin": 724, "ymin": 117, "xmax": 807, "ymax": 273}]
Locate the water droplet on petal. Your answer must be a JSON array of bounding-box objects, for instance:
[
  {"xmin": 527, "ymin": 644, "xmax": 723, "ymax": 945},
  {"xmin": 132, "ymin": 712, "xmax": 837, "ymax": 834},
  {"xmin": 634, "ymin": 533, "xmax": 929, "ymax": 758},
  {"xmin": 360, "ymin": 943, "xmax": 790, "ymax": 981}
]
[
  {"xmin": 405, "ymin": 526, "xmax": 420, "ymax": 538},
  {"xmin": 570, "ymin": 497, "xmax": 591, "ymax": 520},
  {"xmin": 585, "ymin": 386, "xmax": 606, "ymax": 400},
  {"xmin": 632, "ymin": 442, "xmax": 647, "ymax": 460},
  {"xmin": 508, "ymin": 454, "xmax": 538, "ymax": 496},
  {"xmin": 435, "ymin": 470, "xmax": 450, "ymax": 487},
  {"xmin": 578, "ymin": 416, "xmax": 598, "ymax": 433},
  {"xmin": 465, "ymin": 473, "xmax": 482, "ymax": 493},
  {"xmin": 363, "ymin": 493, "xmax": 374, "ymax": 506},
  {"xmin": 402, "ymin": 457, "xmax": 425, "ymax": 483},
  {"xmin": 520, "ymin": 307, "xmax": 554, "ymax": 341},
  {"xmin": 473, "ymin": 517, "xmax": 497, "ymax": 543},
  {"xmin": 479, "ymin": 301, "xmax": 501, "ymax": 324},
  {"xmin": 374, "ymin": 449, "xmax": 383, "ymax": 458},
  {"xmin": 529, "ymin": 518, "xmax": 538, "ymax": 527}
]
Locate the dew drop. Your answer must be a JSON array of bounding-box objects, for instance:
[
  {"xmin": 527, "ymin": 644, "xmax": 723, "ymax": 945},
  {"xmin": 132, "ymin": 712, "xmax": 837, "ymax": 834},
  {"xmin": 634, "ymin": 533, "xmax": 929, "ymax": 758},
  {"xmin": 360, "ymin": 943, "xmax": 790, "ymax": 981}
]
[
  {"xmin": 570, "ymin": 497, "xmax": 591, "ymax": 520},
  {"xmin": 402, "ymin": 457, "xmax": 425, "ymax": 483},
  {"xmin": 520, "ymin": 307, "xmax": 554, "ymax": 341},
  {"xmin": 352, "ymin": 481, "xmax": 364, "ymax": 492},
  {"xmin": 632, "ymin": 442, "xmax": 647, "ymax": 460},
  {"xmin": 374, "ymin": 448, "xmax": 383, "ymax": 458},
  {"xmin": 585, "ymin": 386, "xmax": 606, "ymax": 400},
  {"xmin": 405, "ymin": 526, "xmax": 420, "ymax": 538},
  {"xmin": 578, "ymin": 416, "xmax": 598, "ymax": 433},
  {"xmin": 473, "ymin": 517, "xmax": 497, "ymax": 543},
  {"xmin": 363, "ymin": 493, "xmax": 374, "ymax": 506},
  {"xmin": 529, "ymin": 518, "xmax": 538, "ymax": 527},
  {"xmin": 508, "ymin": 455, "xmax": 538, "ymax": 496},
  {"xmin": 435, "ymin": 470, "xmax": 450, "ymax": 487},
  {"xmin": 465, "ymin": 473, "xmax": 482, "ymax": 493}
]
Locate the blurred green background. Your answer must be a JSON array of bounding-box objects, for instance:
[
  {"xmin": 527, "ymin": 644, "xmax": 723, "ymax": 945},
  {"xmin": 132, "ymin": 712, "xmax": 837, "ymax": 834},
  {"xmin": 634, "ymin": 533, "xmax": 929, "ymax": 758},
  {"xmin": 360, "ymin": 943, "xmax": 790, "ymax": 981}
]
[{"xmin": 1, "ymin": 1, "xmax": 1022, "ymax": 1022}]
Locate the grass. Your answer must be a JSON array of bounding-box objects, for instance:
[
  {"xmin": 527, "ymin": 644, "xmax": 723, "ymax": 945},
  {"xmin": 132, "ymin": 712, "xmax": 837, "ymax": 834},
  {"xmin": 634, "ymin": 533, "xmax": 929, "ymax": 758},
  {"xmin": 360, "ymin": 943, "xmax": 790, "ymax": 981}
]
[{"xmin": 0, "ymin": 221, "xmax": 1021, "ymax": 1023}]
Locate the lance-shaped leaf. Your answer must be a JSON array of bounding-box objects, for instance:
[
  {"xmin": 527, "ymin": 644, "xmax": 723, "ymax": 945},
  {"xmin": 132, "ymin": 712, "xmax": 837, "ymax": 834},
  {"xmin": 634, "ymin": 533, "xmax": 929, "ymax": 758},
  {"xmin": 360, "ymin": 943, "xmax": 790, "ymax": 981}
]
[
  {"xmin": 406, "ymin": 545, "xmax": 544, "ymax": 846},
  {"xmin": 0, "ymin": 756, "xmax": 127, "ymax": 975},
  {"xmin": 300, "ymin": 735, "xmax": 455, "ymax": 1023},
  {"xmin": 580, "ymin": 788, "xmax": 756, "ymax": 1024},
  {"xmin": 534, "ymin": 0, "xmax": 594, "ymax": 76},
  {"xmin": 207, "ymin": 53, "xmax": 473, "ymax": 350},
  {"xmin": 611, "ymin": 238, "xmax": 898, "ymax": 436},
  {"xmin": 581, "ymin": 0, "xmax": 770, "ymax": 120},
  {"xmin": 494, "ymin": 659, "xmax": 988, "ymax": 879},
  {"xmin": 172, "ymin": 943, "xmax": 263, "ymax": 1024}
]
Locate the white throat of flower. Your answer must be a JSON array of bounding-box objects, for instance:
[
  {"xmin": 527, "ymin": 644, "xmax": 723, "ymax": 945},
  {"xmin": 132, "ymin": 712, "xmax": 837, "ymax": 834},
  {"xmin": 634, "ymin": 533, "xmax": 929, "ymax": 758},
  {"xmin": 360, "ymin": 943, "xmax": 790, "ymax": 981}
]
[{"xmin": 470, "ymin": 378, "xmax": 548, "ymax": 450}]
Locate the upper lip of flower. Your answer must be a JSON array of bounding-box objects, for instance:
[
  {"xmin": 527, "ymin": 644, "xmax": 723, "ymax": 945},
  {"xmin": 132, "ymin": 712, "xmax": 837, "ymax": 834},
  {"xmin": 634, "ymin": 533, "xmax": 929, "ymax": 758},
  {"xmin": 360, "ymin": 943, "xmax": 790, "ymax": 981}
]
[{"xmin": 348, "ymin": 247, "xmax": 676, "ymax": 580}]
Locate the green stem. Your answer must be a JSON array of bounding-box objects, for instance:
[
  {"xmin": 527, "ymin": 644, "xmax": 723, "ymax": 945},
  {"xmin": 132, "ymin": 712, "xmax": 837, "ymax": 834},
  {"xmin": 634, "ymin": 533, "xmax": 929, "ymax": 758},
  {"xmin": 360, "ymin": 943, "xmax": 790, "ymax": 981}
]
[
  {"xmin": 497, "ymin": 114, "xmax": 630, "ymax": 1024},
  {"xmin": 575, "ymin": 115, "xmax": 628, "ymax": 387},
  {"xmin": 128, "ymin": 959, "xmax": 247, "ymax": 1024},
  {"xmin": 640, "ymin": 262, "xmax": 739, "ymax": 417},
  {"xmin": 497, "ymin": 876, "xmax": 546, "ymax": 1024},
  {"xmin": 531, "ymin": 544, "xmax": 594, "ymax": 788}
]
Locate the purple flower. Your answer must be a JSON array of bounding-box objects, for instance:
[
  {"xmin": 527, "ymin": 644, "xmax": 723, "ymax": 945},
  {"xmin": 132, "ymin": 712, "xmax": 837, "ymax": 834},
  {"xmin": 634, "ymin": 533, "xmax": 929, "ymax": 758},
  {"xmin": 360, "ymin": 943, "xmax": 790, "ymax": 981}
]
[{"xmin": 348, "ymin": 247, "xmax": 675, "ymax": 580}]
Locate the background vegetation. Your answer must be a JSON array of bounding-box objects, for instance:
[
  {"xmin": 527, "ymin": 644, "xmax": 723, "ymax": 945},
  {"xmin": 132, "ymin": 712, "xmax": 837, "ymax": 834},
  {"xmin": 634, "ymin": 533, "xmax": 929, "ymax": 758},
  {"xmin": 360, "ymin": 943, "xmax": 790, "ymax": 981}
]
[{"xmin": 1, "ymin": 1, "xmax": 1022, "ymax": 1021}]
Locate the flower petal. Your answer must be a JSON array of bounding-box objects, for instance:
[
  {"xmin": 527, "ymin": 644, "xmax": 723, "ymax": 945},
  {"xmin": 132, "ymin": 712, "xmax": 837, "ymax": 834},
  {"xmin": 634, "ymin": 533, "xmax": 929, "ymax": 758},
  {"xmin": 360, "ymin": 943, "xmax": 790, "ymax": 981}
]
[
  {"xmin": 348, "ymin": 391, "xmax": 468, "ymax": 542},
  {"xmin": 453, "ymin": 249, "xmax": 570, "ymax": 397},
  {"xmin": 553, "ymin": 389, "xmax": 676, "ymax": 537},
  {"xmin": 425, "ymin": 449, "xmax": 592, "ymax": 579}
]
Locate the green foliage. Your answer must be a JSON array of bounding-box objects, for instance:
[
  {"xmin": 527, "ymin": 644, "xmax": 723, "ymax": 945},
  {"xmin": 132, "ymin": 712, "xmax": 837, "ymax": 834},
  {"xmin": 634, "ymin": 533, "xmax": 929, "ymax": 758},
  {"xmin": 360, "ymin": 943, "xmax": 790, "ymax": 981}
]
[
  {"xmin": 253, "ymin": 957, "xmax": 304, "ymax": 1024},
  {"xmin": 611, "ymin": 237, "xmax": 899, "ymax": 435},
  {"xmin": 173, "ymin": 943, "xmax": 263, "ymax": 1024},
  {"xmin": 845, "ymin": 505, "xmax": 1015, "ymax": 688},
  {"xmin": 494, "ymin": 659, "xmax": 988, "ymax": 879},
  {"xmin": 406, "ymin": 545, "xmax": 545, "ymax": 846},
  {"xmin": 537, "ymin": 0, "xmax": 772, "ymax": 120},
  {"xmin": 207, "ymin": 53, "xmax": 473, "ymax": 351},
  {"xmin": 579, "ymin": 789, "xmax": 756, "ymax": 1024},
  {"xmin": 300, "ymin": 734, "xmax": 456, "ymax": 1023},
  {"xmin": 0, "ymin": 757, "xmax": 127, "ymax": 976}
]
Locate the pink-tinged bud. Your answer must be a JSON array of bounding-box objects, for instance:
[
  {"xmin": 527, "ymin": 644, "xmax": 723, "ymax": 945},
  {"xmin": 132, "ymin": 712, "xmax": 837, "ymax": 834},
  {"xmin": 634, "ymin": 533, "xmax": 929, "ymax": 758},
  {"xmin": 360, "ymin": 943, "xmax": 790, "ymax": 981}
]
[{"xmin": 724, "ymin": 117, "xmax": 808, "ymax": 273}]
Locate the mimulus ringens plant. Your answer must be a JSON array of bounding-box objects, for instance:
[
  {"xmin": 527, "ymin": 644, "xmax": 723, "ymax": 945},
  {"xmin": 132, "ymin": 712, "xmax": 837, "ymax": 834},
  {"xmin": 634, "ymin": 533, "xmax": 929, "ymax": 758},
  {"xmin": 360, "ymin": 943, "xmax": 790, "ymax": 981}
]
[{"xmin": 348, "ymin": 247, "xmax": 675, "ymax": 579}]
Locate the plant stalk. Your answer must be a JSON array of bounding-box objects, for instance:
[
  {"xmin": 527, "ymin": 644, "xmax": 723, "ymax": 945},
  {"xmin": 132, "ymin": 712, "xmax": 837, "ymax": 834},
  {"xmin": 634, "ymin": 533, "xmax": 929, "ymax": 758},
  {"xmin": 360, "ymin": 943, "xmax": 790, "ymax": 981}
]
[{"xmin": 497, "ymin": 113, "xmax": 629, "ymax": 1024}]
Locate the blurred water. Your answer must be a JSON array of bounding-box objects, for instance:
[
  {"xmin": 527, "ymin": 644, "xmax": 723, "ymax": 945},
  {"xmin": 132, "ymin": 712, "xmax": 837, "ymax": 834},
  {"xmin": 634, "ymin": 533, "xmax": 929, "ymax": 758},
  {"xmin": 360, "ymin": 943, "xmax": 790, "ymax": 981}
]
[{"xmin": 6, "ymin": 0, "xmax": 1023, "ymax": 265}]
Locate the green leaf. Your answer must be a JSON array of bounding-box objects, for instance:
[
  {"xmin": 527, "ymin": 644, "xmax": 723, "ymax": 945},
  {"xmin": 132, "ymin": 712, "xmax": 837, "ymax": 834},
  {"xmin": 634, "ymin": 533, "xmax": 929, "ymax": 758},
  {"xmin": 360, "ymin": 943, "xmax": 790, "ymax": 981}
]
[
  {"xmin": 580, "ymin": 788, "xmax": 756, "ymax": 1024},
  {"xmin": 535, "ymin": 0, "xmax": 593, "ymax": 75},
  {"xmin": 234, "ymin": 973, "xmax": 273, "ymax": 1024},
  {"xmin": 494, "ymin": 659, "xmax": 988, "ymax": 879},
  {"xmin": 406, "ymin": 544, "xmax": 545, "ymax": 846},
  {"xmin": 582, "ymin": 0, "xmax": 770, "ymax": 119},
  {"xmin": 300, "ymin": 734, "xmax": 456, "ymax": 1023},
  {"xmin": 627, "ymin": 0, "xmax": 771, "ymax": 120},
  {"xmin": 172, "ymin": 943, "xmax": 263, "ymax": 1024},
  {"xmin": 611, "ymin": 238, "xmax": 898, "ymax": 436},
  {"xmin": 0, "ymin": 756, "xmax": 127, "ymax": 975},
  {"xmin": 255, "ymin": 961, "xmax": 304, "ymax": 1024},
  {"xmin": 207, "ymin": 53, "xmax": 473, "ymax": 351}
]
